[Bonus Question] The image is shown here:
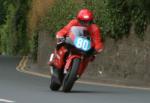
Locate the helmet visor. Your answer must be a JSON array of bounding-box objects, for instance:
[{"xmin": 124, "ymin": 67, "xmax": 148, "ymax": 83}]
[{"xmin": 79, "ymin": 20, "xmax": 93, "ymax": 26}]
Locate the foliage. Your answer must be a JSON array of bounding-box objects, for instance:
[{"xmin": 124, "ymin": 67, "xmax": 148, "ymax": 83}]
[
  {"xmin": 41, "ymin": 0, "xmax": 150, "ymax": 40},
  {"xmin": 0, "ymin": 0, "xmax": 7, "ymax": 25},
  {"xmin": 14, "ymin": 0, "xmax": 31, "ymax": 55},
  {"xmin": 41, "ymin": 0, "xmax": 79, "ymax": 37},
  {"xmin": 0, "ymin": 0, "xmax": 31, "ymax": 55},
  {"xmin": 30, "ymin": 32, "xmax": 38, "ymax": 62},
  {"xmin": 100, "ymin": 0, "xmax": 130, "ymax": 40},
  {"xmin": 101, "ymin": 0, "xmax": 150, "ymax": 40},
  {"xmin": 128, "ymin": 0, "xmax": 150, "ymax": 40},
  {"xmin": 0, "ymin": 4, "xmax": 17, "ymax": 55}
]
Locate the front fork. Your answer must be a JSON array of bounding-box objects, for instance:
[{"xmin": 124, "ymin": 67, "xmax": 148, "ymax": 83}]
[{"xmin": 64, "ymin": 55, "xmax": 89, "ymax": 79}]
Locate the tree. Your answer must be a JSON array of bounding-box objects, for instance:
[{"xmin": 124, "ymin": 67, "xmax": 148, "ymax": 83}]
[
  {"xmin": 0, "ymin": 0, "xmax": 7, "ymax": 25},
  {"xmin": 0, "ymin": 0, "xmax": 31, "ymax": 55}
]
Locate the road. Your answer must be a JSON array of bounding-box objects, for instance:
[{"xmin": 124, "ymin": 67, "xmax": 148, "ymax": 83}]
[{"xmin": 0, "ymin": 55, "xmax": 150, "ymax": 103}]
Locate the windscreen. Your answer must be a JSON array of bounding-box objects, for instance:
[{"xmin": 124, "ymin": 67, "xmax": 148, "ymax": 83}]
[{"xmin": 70, "ymin": 26, "xmax": 87, "ymax": 37}]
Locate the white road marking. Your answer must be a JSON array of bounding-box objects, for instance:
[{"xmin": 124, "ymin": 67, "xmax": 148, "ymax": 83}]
[{"xmin": 0, "ymin": 99, "xmax": 15, "ymax": 103}]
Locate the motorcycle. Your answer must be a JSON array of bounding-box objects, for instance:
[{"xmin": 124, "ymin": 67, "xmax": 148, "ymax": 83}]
[{"xmin": 49, "ymin": 26, "xmax": 95, "ymax": 92}]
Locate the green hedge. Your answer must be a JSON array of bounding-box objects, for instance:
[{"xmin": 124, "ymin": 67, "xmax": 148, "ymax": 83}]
[
  {"xmin": 41, "ymin": 0, "xmax": 104, "ymax": 37},
  {"xmin": 0, "ymin": 0, "xmax": 31, "ymax": 55},
  {"xmin": 41, "ymin": 0, "xmax": 150, "ymax": 40},
  {"xmin": 41, "ymin": 0, "xmax": 80, "ymax": 37},
  {"xmin": 0, "ymin": 0, "xmax": 7, "ymax": 25},
  {"xmin": 0, "ymin": 4, "xmax": 16, "ymax": 55}
]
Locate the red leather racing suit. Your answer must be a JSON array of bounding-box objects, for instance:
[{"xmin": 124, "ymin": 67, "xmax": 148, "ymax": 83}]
[{"xmin": 50, "ymin": 19, "xmax": 104, "ymax": 71}]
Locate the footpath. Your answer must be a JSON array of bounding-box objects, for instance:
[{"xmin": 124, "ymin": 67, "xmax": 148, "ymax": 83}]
[{"xmin": 16, "ymin": 56, "xmax": 150, "ymax": 90}]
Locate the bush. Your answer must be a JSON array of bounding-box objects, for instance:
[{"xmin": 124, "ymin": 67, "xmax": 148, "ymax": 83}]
[
  {"xmin": 100, "ymin": 0, "xmax": 131, "ymax": 40},
  {"xmin": 14, "ymin": 0, "xmax": 31, "ymax": 55},
  {"xmin": 0, "ymin": 0, "xmax": 31, "ymax": 55},
  {"xmin": 128, "ymin": 0, "xmax": 150, "ymax": 40},
  {"xmin": 41, "ymin": 0, "xmax": 79, "ymax": 37},
  {"xmin": 41, "ymin": 0, "xmax": 149, "ymax": 40},
  {"xmin": 0, "ymin": 0, "xmax": 7, "ymax": 25},
  {"xmin": 30, "ymin": 32, "xmax": 38, "ymax": 62},
  {"xmin": 101, "ymin": 0, "xmax": 150, "ymax": 40},
  {"xmin": 0, "ymin": 4, "xmax": 17, "ymax": 55}
]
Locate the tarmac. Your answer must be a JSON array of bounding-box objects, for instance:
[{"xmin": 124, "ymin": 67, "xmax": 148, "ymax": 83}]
[{"xmin": 16, "ymin": 56, "xmax": 150, "ymax": 90}]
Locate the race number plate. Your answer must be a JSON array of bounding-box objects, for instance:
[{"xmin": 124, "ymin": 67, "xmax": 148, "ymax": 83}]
[{"xmin": 74, "ymin": 37, "xmax": 91, "ymax": 51}]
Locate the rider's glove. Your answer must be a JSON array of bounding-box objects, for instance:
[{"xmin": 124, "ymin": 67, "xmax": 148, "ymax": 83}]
[
  {"xmin": 56, "ymin": 36, "xmax": 65, "ymax": 44},
  {"xmin": 95, "ymin": 48, "xmax": 103, "ymax": 54},
  {"xmin": 97, "ymin": 49, "xmax": 103, "ymax": 53}
]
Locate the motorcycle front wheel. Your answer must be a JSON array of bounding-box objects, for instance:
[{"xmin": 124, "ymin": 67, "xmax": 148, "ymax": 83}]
[{"xmin": 62, "ymin": 58, "xmax": 80, "ymax": 92}]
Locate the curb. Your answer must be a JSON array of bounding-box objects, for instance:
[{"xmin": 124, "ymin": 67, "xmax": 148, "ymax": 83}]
[{"xmin": 16, "ymin": 56, "xmax": 150, "ymax": 91}]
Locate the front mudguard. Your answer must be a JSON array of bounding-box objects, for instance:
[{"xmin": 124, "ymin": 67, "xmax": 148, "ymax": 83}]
[
  {"xmin": 64, "ymin": 55, "xmax": 81, "ymax": 74},
  {"xmin": 64, "ymin": 55, "xmax": 89, "ymax": 77}
]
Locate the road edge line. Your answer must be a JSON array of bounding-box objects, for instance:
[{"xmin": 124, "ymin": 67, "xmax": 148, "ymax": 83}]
[
  {"xmin": 16, "ymin": 56, "xmax": 26, "ymax": 71},
  {"xmin": 0, "ymin": 98, "xmax": 15, "ymax": 103}
]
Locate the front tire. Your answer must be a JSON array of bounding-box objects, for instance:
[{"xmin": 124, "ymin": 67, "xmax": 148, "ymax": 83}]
[{"xmin": 62, "ymin": 58, "xmax": 80, "ymax": 92}]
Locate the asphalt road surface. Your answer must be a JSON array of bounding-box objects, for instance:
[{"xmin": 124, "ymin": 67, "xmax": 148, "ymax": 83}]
[{"xmin": 0, "ymin": 55, "xmax": 150, "ymax": 103}]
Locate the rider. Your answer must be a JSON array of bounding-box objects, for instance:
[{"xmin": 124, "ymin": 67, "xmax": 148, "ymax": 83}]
[{"xmin": 48, "ymin": 8, "xmax": 104, "ymax": 73}]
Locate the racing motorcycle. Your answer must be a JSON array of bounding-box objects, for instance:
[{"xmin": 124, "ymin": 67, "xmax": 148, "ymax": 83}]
[{"xmin": 49, "ymin": 26, "xmax": 95, "ymax": 92}]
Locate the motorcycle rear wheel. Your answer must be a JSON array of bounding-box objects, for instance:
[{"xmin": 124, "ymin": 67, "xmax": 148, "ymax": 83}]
[
  {"xmin": 50, "ymin": 75, "xmax": 61, "ymax": 91},
  {"xmin": 62, "ymin": 58, "xmax": 80, "ymax": 92}
]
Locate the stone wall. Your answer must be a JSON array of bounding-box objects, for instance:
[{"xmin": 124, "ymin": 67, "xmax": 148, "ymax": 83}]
[
  {"xmin": 84, "ymin": 26, "xmax": 150, "ymax": 84},
  {"xmin": 37, "ymin": 31, "xmax": 55, "ymax": 68}
]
